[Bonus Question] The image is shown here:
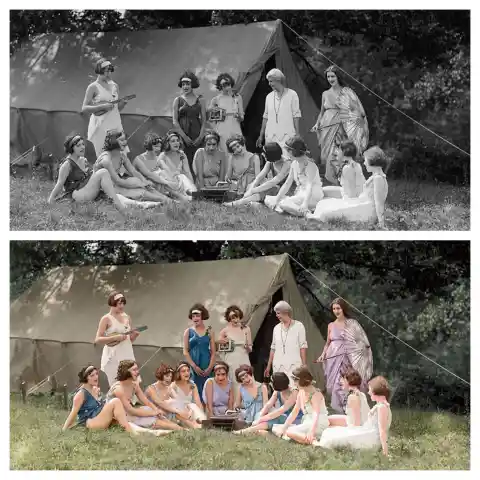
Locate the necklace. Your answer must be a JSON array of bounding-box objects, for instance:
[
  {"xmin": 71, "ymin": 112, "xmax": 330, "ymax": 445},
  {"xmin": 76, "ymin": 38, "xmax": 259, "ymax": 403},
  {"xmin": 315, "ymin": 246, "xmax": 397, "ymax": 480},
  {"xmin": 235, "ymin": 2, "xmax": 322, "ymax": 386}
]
[
  {"xmin": 280, "ymin": 319, "xmax": 293, "ymax": 354},
  {"xmin": 273, "ymin": 89, "xmax": 285, "ymax": 123}
]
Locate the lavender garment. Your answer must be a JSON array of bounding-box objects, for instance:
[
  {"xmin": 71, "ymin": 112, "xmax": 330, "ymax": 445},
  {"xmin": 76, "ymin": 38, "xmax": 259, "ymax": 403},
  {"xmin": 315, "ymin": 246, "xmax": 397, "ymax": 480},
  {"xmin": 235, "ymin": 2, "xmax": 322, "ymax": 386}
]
[
  {"xmin": 202, "ymin": 378, "xmax": 231, "ymax": 416},
  {"xmin": 324, "ymin": 323, "xmax": 352, "ymax": 413}
]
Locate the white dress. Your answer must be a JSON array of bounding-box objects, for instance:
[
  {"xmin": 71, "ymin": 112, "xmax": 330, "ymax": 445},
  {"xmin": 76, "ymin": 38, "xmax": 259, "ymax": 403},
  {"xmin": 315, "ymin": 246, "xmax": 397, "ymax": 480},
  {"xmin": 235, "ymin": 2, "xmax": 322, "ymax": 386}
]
[
  {"xmin": 319, "ymin": 402, "xmax": 392, "ymax": 449},
  {"xmin": 210, "ymin": 94, "xmax": 243, "ymax": 153},
  {"xmin": 100, "ymin": 313, "xmax": 135, "ymax": 386},
  {"xmin": 311, "ymin": 172, "xmax": 388, "ymax": 223},
  {"xmin": 168, "ymin": 382, "xmax": 206, "ymax": 422},
  {"xmin": 328, "ymin": 390, "xmax": 370, "ymax": 426},
  {"xmin": 220, "ymin": 326, "xmax": 251, "ymax": 394}
]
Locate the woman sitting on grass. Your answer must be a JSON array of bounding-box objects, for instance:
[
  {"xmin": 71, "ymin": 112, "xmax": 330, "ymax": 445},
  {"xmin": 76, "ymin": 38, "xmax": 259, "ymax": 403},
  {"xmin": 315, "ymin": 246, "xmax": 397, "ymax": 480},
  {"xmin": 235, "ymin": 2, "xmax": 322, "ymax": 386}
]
[
  {"xmin": 234, "ymin": 365, "xmax": 268, "ymax": 423},
  {"xmin": 268, "ymin": 136, "xmax": 324, "ymax": 217},
  {"xmin": 62, "ymin": 365, "xmax": 136, "ymax": 434},
  {"xmin": 192, "ymin": 130, "xmax": 227, "ymax": 188},
  {"xmin": 307, "ymin": 146, "xmax": 389, "ymax": 228},
  {"xmin": 94, "ymin": 129, "xmax": 170, "ymax": 207},
  {"xmin": 202, "ymin": 361, "xmax": 234, "ymax": 417},
  {"xmin": 48, "ymin": 134, "xmax": 126, "ymax": 212},
  {"xmin": 319, "ymin": 376, "xmax": 392, "ymax": 456},
  {"xmin": 234, "ymin": 372, "xmax": 302, "ymax": 436},
  {"xmin": 277, "ymin": 366, "xmax": 329, "ymax": 444}
]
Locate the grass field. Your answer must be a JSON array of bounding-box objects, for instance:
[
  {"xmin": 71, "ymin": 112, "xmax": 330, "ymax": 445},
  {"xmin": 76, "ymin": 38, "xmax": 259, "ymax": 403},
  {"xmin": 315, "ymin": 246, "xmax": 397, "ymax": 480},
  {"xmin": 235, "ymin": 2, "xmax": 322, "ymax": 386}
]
[
  {"xmin": 10, "ymin": 396, "xmax": 469, "ymax": 470},
  {"xmin": 10, "ymin": 175, "xmax": 470, "ymax": 231}
]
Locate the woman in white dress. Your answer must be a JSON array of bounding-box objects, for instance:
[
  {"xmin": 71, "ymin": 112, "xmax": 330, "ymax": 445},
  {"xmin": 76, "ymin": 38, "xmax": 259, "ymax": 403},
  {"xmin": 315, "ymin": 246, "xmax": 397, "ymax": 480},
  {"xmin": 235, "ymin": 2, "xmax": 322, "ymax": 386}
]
[
  {"xmin": 307, "ymin": 146, "xmax": 389, "ymax": 228},
  {"xmin": 319, "ymin": 376, "xmax": 392, "ymax": 456},
  {"xmin": 327, "ymin": 368, "xmax": 370, "ymax": 427},
  {"xmin": 277, "ymin": 366, "xmax": 330, "ymax": 445},
  {"xmin": 267, "ymin": 136, "xmax": 324, "ymax": 217},
  {"xmin": 218, "ymin": 305, "xmax": 252, "ymax": 394},
  {"xmin": 94, "ymin": 291, "xmax": 140, "ymax": 386},
  {"xmin": 209, "ymin": 73, "xmax": 244, "ymax": 153},
  {"xmin": 82, "ymin": 59, "xmax": 131, "ymax": 157}
]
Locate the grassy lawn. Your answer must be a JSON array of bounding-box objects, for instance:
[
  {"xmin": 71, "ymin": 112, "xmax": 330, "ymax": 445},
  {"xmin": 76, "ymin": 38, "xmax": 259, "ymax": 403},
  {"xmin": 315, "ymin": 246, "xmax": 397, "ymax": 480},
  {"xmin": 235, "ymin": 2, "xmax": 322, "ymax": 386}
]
[
  {"xmin": 10, "ymin": 175, "xmax": 469, "ymax": 230},
  {"xmin": 10, "ymin": 396, "xmax": 469, "ymax": 470}
]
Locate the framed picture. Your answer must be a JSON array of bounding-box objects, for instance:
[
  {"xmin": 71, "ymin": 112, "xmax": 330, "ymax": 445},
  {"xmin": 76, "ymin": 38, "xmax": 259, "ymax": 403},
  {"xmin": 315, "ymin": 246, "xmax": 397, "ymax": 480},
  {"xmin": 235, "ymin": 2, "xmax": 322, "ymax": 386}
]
[
  {"xmin": 208, "ymin": 107, "xmax": 226, "ymax": 122},
  {"xmin": 218, "ymin": 339, "xmax": 235, "ymax": 352}
]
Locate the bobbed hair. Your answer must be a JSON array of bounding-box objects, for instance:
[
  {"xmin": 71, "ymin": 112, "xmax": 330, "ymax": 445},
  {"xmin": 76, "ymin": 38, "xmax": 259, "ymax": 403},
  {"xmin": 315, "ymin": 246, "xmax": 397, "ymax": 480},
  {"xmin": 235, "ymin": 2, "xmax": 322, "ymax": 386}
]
[
  {"xmin": 292, "ymin": 366, "xmax": 314, "ymax": 387},
  {"xmin": 188, "ymin": 303, "xmax": 210, "ymax": 321},
  {"xmin": 213, "ymin": 361, "xmax": 229, "ymax": 375},
  {"xmin": 155, "ymin": 363, "xmax": 174, "ymax": 381},
  {"xmin": 369, "ymin": 376, "xmax": 391, "ymax": 401},
  {"xmin": 342, "ymin": 368, "xmax": 362, "ymax": 388},
  {"xmin": 103, "ymin": 129, "xmax": 124, "ymax": 152},
  {"xmin": 235, "ymin": 364, "xmax": 253, "ymax": 383},
  {"xmin": 225, "ymin": 134, "xmax": 245, "ymax": 154},
  {"xmin": 339, "ymin": 140, "xmax": 358, "ymax": 159},
  {"xmin": 203, "ymin": 130, "xmax": 220, "ymax": 146},
  {"xmin": 94, "ymin": 58, "xmax": 115, "ymax": 75},
  {"xmin": 161, "ymin": 131, "xmax": 184, "ymax": 152},
  {"xmin": 64, "ymin": 134, "xmax": 84, "ymax": 154},
  {"xmin": 215, "ymin": 73, "xmax": 235, "ymax": 91},
  {"xmin": 107, "ymin": 291, "xmax": 126, "ymax": 307},
  {"xmin": 177, "ymin": 70, "xmax": 200, "ymax": 89},
  {"xmin": 364, "ymin": 146, "xmax": 389, "ymax": 169},
  {"xmin": 285, "ymin": 135, "xmax": 308, "ymax": 158},
  {"xmin": 116, "ymin": 360, "xmax": 136, "ymax": 381},
  {"xmin": 143, "ymin": 131, "xmax": 162, "ymax": 151},
  {"xmin": 271, "ymin": 372, "xmax": 290, "ymax": 392},
  {"xmin": 224, "ymin": 305, "xmax": 244, "ymax": 323},
  {"xmin": 78, "ymin": 365, "xmax": 97, "ymax": 383},
  {"xmin": 174, "ymin": 361, "xmax": 191, "ymax": 381}
]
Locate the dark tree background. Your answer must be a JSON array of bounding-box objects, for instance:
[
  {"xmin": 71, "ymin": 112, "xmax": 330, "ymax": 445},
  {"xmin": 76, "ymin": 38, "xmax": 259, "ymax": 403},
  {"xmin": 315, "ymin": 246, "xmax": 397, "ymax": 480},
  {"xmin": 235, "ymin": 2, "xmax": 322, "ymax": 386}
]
[
  {"xmin": 10, "ymin": 241, "xmax": 470, "ymax": 414},
  {"xmin": 10, "ymin": 10, "xmax": 470, "ymax": 185}
]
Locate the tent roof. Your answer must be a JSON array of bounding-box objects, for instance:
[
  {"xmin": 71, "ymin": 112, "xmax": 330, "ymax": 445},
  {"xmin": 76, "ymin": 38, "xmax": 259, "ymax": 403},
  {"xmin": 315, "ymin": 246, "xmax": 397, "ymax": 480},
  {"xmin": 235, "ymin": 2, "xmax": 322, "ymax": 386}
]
[
  {"xmin": 10, "ymin": 254, "xmax": 322, "ymax": 350},
  {"xmin": 10, "ymin": 21, "xmax": 281, "ymax": 116}
]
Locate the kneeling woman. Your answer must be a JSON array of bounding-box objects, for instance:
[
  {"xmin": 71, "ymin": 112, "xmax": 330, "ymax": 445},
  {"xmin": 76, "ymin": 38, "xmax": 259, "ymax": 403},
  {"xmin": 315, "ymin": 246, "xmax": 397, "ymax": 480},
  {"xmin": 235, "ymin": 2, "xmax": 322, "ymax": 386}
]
[
  {"xmin": 62, "ymin": 365, "xmax": 135, "ymax": 433},
  {"xmin": 319, "ymin": 376, "xmax": 392, "ymax": 456},
  {"xmin": 202, "ymin": 361, "xmax": 234, "ymax": 417},
  {"xmin": 48, "ymin": 134, "xmax": 126, "ymax": 212},
  {"xmin": 277, "ymin": 366, "xmax": 329, "ymax": 444}
]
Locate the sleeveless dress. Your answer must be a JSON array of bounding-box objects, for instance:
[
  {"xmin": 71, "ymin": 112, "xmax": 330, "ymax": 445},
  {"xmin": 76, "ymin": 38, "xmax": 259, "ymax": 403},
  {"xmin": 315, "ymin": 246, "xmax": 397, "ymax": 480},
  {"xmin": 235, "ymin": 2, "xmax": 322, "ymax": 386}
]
[
  {"xmin": 328, "ymin": 390, "xmax": 370, "ymax": 426},
  {"xmin": 192, "ymin": 148, "xmax": 226, "ymax": 187},
  {"xmin": 238, "ymin": 382, "xmax": 264, "ymax": 423},
  {"xmin": 202, "ymin": 378, "xmax": 231, "ymax": 416},
  {"xmin": 62, "ymin": 157, "xmax": 92, "ymax": 197},
  {"xmin": 229, "ymin": 152, "xmax": 257, "ymax": 196},
  {"xmin": 145, "ymin": 382, "xmax": 177, "ymax": 421},
  {"xmin": 187, "ymin": 327, "xmax": 213, "ymax": 395},
  {"xmin": 220, "ymin": 326, "xmax": 251, "ymax": 392},
  {"xmin": 260, "ymin": 158, "xmax": 292, "ymax": 200},
  {"xmin": 267, "ymin": 389, "xmax": 303, "ymax": 431},
  {"xmin": 132, "ymin": 152, "xmax": 169, "ymax": 195},
  {"xmin": 311, "ymin": 172, "xmax": 388, "ymax": 223},
  {"xmin": 100, "ymin": 313, "xmax": 135, "ymax": 386},
  {"xmin": 319, "ymin": 402, "xmax": 392, "ymax": 450},
  {"xmin": 87, "ymin": 81, "xmax": 124, "ymax": 157},
  {"xmin": 285, "ymin": 389, "xmax": 329, "ymax": 438},
  {"xmin": 76, "ymin": 387, "xmax": 104, "ymax": 425},
  {"xmin": 157, "ymin": 151, "xmax": 196, "ymax": 194},
  {"xmin": 169, "ymin": 381, "xmax": 206, "ymax": 422},
  {"xmin": 210, "ymin": 94, "xmax": 243, "ymax": 153},
  {"xmin": 177, "ymin": 95, "xmax": 203, "ymax": 170}
]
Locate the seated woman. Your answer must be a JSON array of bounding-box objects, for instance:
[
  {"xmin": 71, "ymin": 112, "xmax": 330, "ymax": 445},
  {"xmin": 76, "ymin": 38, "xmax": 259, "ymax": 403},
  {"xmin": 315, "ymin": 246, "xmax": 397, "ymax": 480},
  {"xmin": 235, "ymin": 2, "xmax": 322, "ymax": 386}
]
[
  {"xmin": 202, "ymin": 361, "xmax": 234, "ymax": 417},
  {"xmin": 233, "ymin": 365, "xmax": 268, "ymax": 424},
  {"xmin": 62, "ymin": 365, "xmax": 135, "ymax": 433},
  {"xmin": 322, "ymin": 141, "xmax": 365, "ymax": 200},
  {"xmin": 94, "ymin": 129, "xmax": 169, "ymax": 207},
  {"xmin": 144, "ymin": 363, "xmax": 199, "ymax": 429},
  {"xmin": 223, "ymin": 134, "xmax": 260, "ymax": 201},
  {"xmin": 168, "ymin": 361, "xmax": 206, "ymax": 427},
  {"xmin": 327, "ymin": 368, "xmax": 370, "ymax": 427},
  {"xmin": 192, "ymin": 130, "xmax": 227, "ymax": 188},
  {"xmin": 48, "ymin": 134, "xmax": 126, "ymax": 212},
  {"xmin": 268, "ymin": 136, "xmax": 324, "ymax": 217},
  {"xmin": 277, "ymin": 366, "xmax": 329, "ymax": 445},
  {"xmin": 157, "ymin": 131, "xmax": 197, "ymax": 199},
  {"xmin": 307, "ymin": 146, "xmax": 389, "ymax": 228},
  {"xmin": 225, "ymin": 142, "xmax": 291, "ymax": 207},
  {"xmin": 319, "ymin": 376, "xmax": 392, "ymax": 456},
  {"xmin": 235, "ymin": 372, "xmax": 302, "ymax": 436},
  {"xmin": 132, "ymin": 132, "xmax": 189, "ymax": 202}
]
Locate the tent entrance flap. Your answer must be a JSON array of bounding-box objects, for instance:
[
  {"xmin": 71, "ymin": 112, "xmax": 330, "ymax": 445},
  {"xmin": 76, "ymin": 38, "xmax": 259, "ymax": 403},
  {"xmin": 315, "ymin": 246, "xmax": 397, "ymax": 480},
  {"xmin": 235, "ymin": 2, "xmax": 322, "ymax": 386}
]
[{"xmin": 250, "ymin": 288, "xmax": 283, "ymax": 382}]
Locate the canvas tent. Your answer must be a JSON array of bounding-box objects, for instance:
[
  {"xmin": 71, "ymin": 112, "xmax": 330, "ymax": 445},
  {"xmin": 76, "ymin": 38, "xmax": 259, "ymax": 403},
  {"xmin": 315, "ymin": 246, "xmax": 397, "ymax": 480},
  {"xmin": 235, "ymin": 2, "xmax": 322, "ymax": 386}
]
[
  {"xmin": 10, "ymin": 19, "xmax": 321, "ymax": 162},
  {"xmin": 10, "ymin": 254, "xmax": 325, "ymax": 393}
]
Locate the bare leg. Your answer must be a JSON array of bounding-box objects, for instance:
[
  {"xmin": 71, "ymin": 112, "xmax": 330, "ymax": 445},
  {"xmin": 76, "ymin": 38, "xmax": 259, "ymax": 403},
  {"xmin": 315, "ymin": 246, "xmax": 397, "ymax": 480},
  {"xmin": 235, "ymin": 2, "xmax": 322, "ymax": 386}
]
[
  {"xmin": 86, "ymin": 398, "xmax": 134, "ymax": 433},
  {"xmin": 286, "ymin": 431, "xmax": 311, "ymax": 444},
  {"xmin": 177, "ymin": 416, "xmax": 202, "ymax": 429},
  {"xmin": 142, "ymin": 189, "xmax": 171, "ymax": 203},
  {"xmin": 152, "ymin": 417, "xmax": 185, "ymax": 431},
  {"xmin": 278, "ymin": 196, "xmax": 305, "ymax": 217},
  {"xmin": 225, "ymin": 193, "xmax": 262, "ymax": 207},
  {"xmin": 234, "ymin": 422, "xmax": 269, "ymax": 435},
  {"xmin": 328, "ymin": 415, "xmax": 348, "ymax": 427}
]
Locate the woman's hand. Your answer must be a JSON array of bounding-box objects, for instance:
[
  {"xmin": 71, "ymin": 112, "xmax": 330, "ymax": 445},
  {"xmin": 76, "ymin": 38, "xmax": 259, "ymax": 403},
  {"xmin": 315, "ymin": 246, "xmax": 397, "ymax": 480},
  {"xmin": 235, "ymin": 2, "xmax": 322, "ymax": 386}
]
[
  {"xmin": 256, "ymin": 136, "xmax": 264, "ymax": 149},
  {"xmin": 193, "ymin": 137, "xmax": 203, "ymax": 147},
  {"xmin": 183, "ymin": 136, "xmax": 194, "ymax": 147},
  {"xmin": 310, "ymin": 124, "xmax": 319, "ymax": 133},
  {"xmin": 315, "ymin": 352, "xmax": 326, "ymax": 363},
  {"xmin": 298, "ymin": 202, "xmax": 309, "ymax": 215},
  {"xmin": 203, "ymin": 366, "xmax": 213, "ymax": 376},
  {"xmin": 305, "ymin": 432, "xmax": 315, "ymax": 444}
]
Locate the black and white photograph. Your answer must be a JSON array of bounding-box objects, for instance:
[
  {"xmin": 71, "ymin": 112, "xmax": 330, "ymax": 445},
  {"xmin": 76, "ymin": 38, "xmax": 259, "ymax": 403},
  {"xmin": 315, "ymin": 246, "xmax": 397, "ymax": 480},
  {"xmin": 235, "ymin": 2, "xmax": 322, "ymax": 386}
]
[{"xmin": 9, "ymin": 10, "xmax": 470, "ymax": 231}]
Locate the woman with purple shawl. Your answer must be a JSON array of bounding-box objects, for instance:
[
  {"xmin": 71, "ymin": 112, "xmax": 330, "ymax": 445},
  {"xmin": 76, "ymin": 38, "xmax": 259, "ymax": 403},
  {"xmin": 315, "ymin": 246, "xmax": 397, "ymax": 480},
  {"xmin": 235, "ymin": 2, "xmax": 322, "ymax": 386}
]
[{"xmin": 316, "ymin": 298, "xmax": 372, "ymax": 413}]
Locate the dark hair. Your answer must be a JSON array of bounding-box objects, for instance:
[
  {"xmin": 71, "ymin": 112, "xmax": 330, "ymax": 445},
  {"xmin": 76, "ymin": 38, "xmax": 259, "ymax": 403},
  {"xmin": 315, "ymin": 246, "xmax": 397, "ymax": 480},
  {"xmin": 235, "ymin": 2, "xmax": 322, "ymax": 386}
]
[
  {"xmin": 103, "ymin": 129, "xmax": 124, "ymax": 152},
  {"xmin": 271, "ymin": 372, "xmax": 290, "ymax": 392},
  {"xmin": 292, "ymin": 366, "xmax": 314, "ymax": 387},
  {"xmin": 116, "ymin": 360, "xmax": 136, "ymax": 381},
  {"xmin": 64, "ymin": 134, "xmax": 84, "ymax": 154},
  {"xmin": 226, "ymin": 134, "xmax": 245, "ymax": 153},
  {"xmin": 330, "ymin": 297, "xmax": 354, "ymax": 319},
  {"xmin": 285, "ymin": 135, "xmax": 307, "ymax": 157},
  {"xmin": 144, "ymin": 131, "xmax": 162, "ymax": 151},
  {"xmin": 324, "ymin": 65, "xmax": 345, "ymax": 87},
  {"xmin": 94, "ymin": 58, "xmax": 115, "ymax": 75},
  {"xmin": 224, "ymin": 305, "xmax": 244, "ymax": 323},
  {"xmin": 213, "ymin": 361, "xmax": 229, "ymax": 375},
  {"xmin": 155, "ymin": 363, "xmax": 174, "ymax": 381},
  {"xmin": 177, "ymin": 70, "xmax": 200, "ymax": 89},
  {"xmin": 263, "ymin": 142, "xmax": 283, "ymax": 162},
  {"xmin": 78, "ymin": 365, "xmax": 97, "ymax": 383},
  {"xmin": 203, "ymin": 130, "xmax": 220, "ymax": 146},
  {"xmin": 369, "ymin": 376, "xmax": 391, "ymax": 401},
  {"xmin": 235, "ymin": 364, "xmax": 253, "ymax": 382},
  {"xmin": 364, "ymin": 146, "xmax": 389, "ymax": 169},
  {"xmin": 339, "ymin": 140, "xmax": 358, "ymax": 159},
  {"xmin": 174, "ymin": 361, "xmax": 191, "ymax": 381},
  {"xmin": 188, "ymin": 303, "xmax": 210, "ymax": 321},
  {"xmin": 215, "ymin": 73, "xmax": 235, "ymax": 91},
  {"xmin": 342, "ymin": 368, "xmax": 362, "ymax": 388},
  {"xmin": 108, "ymin": 291, "xmax": 126, "ymax": 307},
  {"xmin": 162, "ymin": 130, "xmax": 184, "ymax": 153}
]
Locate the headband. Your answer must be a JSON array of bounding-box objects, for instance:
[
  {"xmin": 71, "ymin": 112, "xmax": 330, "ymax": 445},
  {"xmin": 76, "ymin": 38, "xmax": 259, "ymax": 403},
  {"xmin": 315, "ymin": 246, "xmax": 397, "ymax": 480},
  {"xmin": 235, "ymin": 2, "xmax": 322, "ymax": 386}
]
[
  {"xmin": 176, "ymin": 362, "xmax": 189, "ymax": 372},
  {"xmin": 204, "ymin": 132, "xmax": 219, "ymax": 141},
  {"xmin": 226, "ymin": 138, "xmax": 241, "ymax": 148},
  {"xmin": 181, "ymin": 77, "xmax": 192, "ymax": 83},
  {"xmin": 114, "ymin": 293, "xmax": 125, "ymax": 301},
  {"xmin": 214, "ymin": 364, "xmax": 227, "ymax": 372},
  {"xmin": 166, "ymin": 132, "xmax": 179, "ymax": 142},
  {"xmin": 191, "ymin": 309, "xmax": 202, "ymax": 314},
  {"xmin": 84, "ymin": 365, "xmax": 96, "ymax": 377},
  {"xmin": 100, "ymin": 60, "xmax": 112, "ymax": 69},
  {"xmin": 69, "ymin": 135, "xmax": 82, "ymax": 149}
]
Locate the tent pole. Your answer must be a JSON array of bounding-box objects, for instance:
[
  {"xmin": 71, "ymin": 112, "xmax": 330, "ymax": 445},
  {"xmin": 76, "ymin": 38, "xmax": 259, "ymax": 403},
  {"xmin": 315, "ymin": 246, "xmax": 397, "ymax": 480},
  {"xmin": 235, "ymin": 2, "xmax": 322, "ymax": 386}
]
[
  {"xmin": 62, "ymin": 384, "xmax": 68, "ymax": 410},
  {"xmin": 20, "ymin": 381, "xmax": 27, "ymax": 404}
]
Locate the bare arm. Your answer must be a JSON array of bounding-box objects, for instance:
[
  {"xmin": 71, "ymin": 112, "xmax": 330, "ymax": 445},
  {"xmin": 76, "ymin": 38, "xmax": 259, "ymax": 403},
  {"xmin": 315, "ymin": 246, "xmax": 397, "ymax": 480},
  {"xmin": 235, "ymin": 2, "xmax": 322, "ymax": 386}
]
[
  {"xmin": 378, "ymin": 405, "xmax": 390, "ymax": 456},
  {"xmin": 145, "ymin": 386, "xmax": 180, "ymax": 415},
  {"xmin": 181, "ymin": 154, "xmax": 195, "ymax": 184},
  {"xmin": 192, "ymin": 384, "xmax": 204, "ymax": 411},
  {"xmin": 218, "ymin": 151, "xmax": 227, "ymax": 182},
  {"xmin": 293, "ymin": 117, "xmax": 300, "ymax": 135},
  {"xmin": 127, "ymin": 315, "xmax": 139, "ymax": 343},
  {"xmin": 318, "ymin": 323, "xmax": 332, "ymax": 361},
  {"xmin": 122, "ymin": 154, "xmax": 146, "ymax": 181},
  {"xmin": 98, "ymin": 156, "xmax": 144, "ymax": 189},
  {"xmin": 348, "ymin": 395, "xmax": 361, "ymax": 426},
  {"xmin": 225, "ymin": 155, "xmax": 233, "ymax": 182},
  {"xmin": 94, "ymin": 315, "xmax": 125, "ymax": 346},
  {"xmin": 194, "ymin": 150, "xmax": 205, "ymax": 188},
  {"xmin": 265, "ymin": 349, "xmax": 275, "ymax": 375},
  {"xmin": 204, "ymin": 379, "xmax": 214, "ymax": 417},
  {"xmin": 245, "ymin": 327, "xmax": 253, "ymax": 353},
  {"xmin": 260, "ymin": 390, "xmax": 298, "ymax": 423},
  {"xmin": 172, "ymin": 97, "xmax": 191, "ymax": 143},
  {"xmin": 252, "ymin": 154, "xmax": 261, "ymax": 177},
  {"xmin": 133, "ymin": 156, "xmax": 171, "ymax": 186},
  {"xmin": 197, "ymin": 97, "xmax": 207, "ymax": 141},
  {"xmin": 315, "ymin": 92, "xmax": 326, "ymax": 126},
  {"xmin": 114, "ymin": 387, "xmax": 154, "ymax": 417},
  {"xmin": 81, "ymin": 83, "xmax": 109, "ymax": 115},
  {"xmin": 280, "ymin": 394, "xmax": 302, "ymax": 434},
  {"xmin": 258, "ymin": 118, "xmax": 267, "ymax": 140},
  {"xmin": 228, "ymin": 385, "xmax": 235, "ymax": 410},
  {"xmin": 237, "ymin": 95, "xmax": 244, "ymax": 122},
  {"xmin": 206, "ymin": 331, "xmax": 216, "ymax": 373},
  {"xmin": 62, "ymin": 390, "xmax": 84, "ymax": 430},
  {"xmin": 373, "ymin": 175, "xmax": 388, "ymax": 227},
  {"xmin": 247, "ymin": 162, "xmax": 270, "ymax": 192},
  {"xmin": 135, "ymin": 383, "xmax": 160, "ymax": 413},
  {"xmin": 252, "ymin": 161, "xmax": 290, "ymax": 195},
  {"xmin": 261, "ymin": 384, "xmax": 269, "ymax": 406},
  {"xmin": 276, "ymin": 167, "xmax": 294, "ymax": 202},
  {"xmin": 234, "ymin": 385, "xmax": 242, "ymax": 409},
  {"xmin": 257, "ymin": 391, "xmax": 278, "ymax": 419},
  {"xmin": 183, "ymin": 328, "xmax": 198, "ymax": 370},
  {"xmin": 48, "ymin": 161, "xmax": 71, "ymax": 204},
  {"xmin": 217, "ymin": 327, "xmax": 229, "ymax": 345}
]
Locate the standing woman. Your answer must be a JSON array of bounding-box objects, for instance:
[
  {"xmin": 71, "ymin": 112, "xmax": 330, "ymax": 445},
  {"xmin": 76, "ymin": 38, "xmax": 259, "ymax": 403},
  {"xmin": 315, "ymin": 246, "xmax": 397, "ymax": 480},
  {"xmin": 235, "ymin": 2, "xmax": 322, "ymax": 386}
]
[
  {"xmin": 311, "ymin": 65, "xmax": 368, "ymax": 185},
  {"xmin": 183, "ymin": 304, "xmax": 216, "ymax": 396},
  {"xmin": 209, "ymin": 73, "xmax": 244, "ymax": 153},
  {"xmin": 82, "ymin": 58, "xmax": 130, "ymax": 157},
  {"xmin": 94, "ymin": 291, "xmax": 141, "ymax": 387},
  {"xmin": 172, "ymin": 70, "xmax": 207, "ymax": 173}
]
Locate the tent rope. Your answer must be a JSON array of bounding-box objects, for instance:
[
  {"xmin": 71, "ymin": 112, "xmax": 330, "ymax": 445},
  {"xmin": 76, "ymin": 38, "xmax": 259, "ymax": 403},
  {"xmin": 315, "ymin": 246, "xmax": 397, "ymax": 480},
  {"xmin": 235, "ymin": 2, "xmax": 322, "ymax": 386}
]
[
  {"xmin": 279, "ymin": 20, "xmax": 470, "ymax": 158},
  {"xmin": 287, "ymin": 254, "xmax": 470, "ymax": 386},
  {"xmin": 139, "ymin": 346, "xmax": 164, "ymax": 372}
]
